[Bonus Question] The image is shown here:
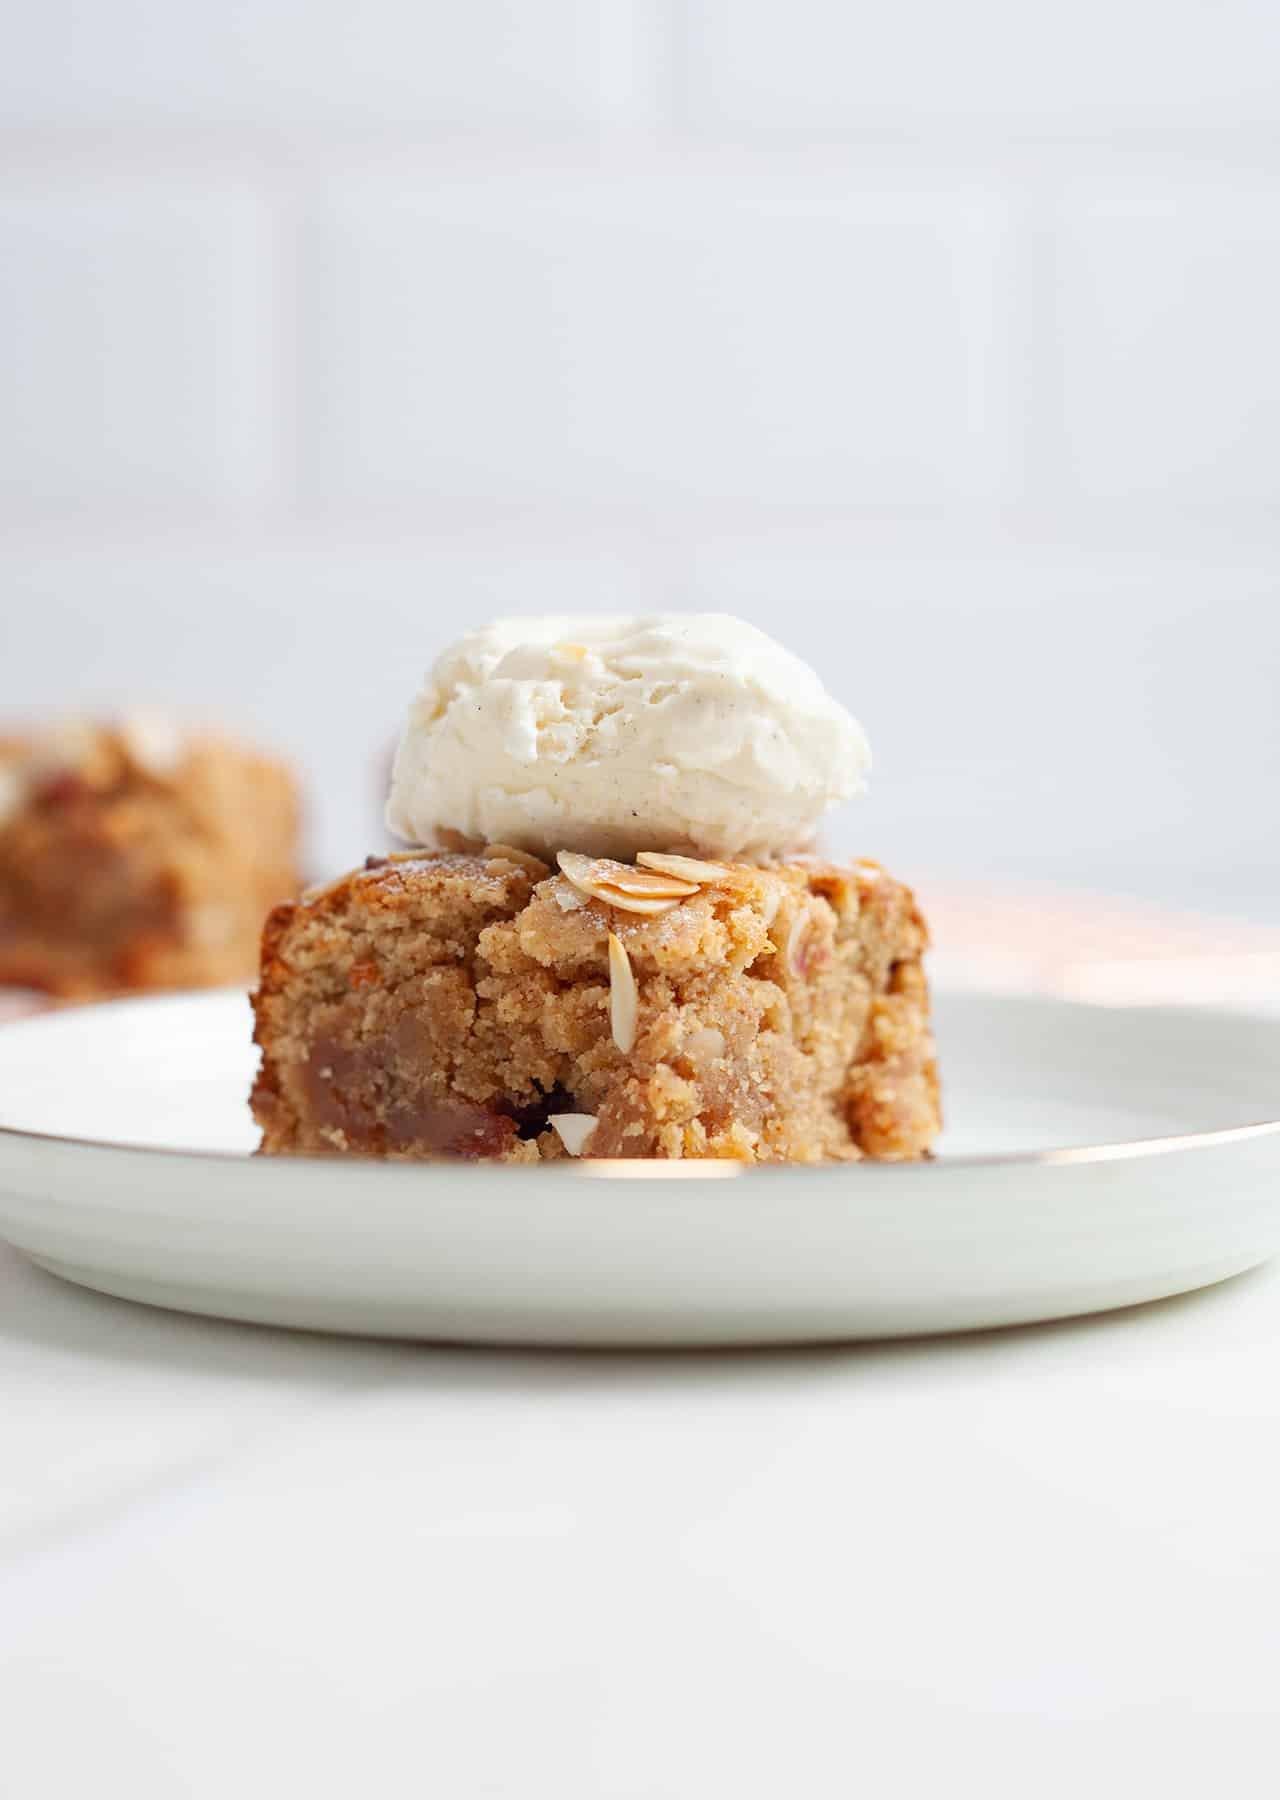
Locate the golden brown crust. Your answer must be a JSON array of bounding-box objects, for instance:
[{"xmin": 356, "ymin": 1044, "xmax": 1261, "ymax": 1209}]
[
  {"xmin": 0, "ymin": 726, "xmax": 302, "ymax": 998},
  {"xmin": 251, "ymin": 847, "xmax": 940, "ymax": 1164}
]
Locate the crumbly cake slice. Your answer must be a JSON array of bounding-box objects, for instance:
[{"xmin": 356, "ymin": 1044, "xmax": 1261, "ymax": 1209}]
[
  {"xmin": 251, "ymin": 846, "xmax": 939, "ymax": 1163},
  {"xmin": 0, "ymin": 722, "xmax": 301, "ymax": 997}
]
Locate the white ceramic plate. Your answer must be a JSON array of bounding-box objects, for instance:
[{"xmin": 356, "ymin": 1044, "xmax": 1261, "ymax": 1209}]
[{"xmin": 0, "ymin": 989, "xmax": 1276, "ymax": 1346}]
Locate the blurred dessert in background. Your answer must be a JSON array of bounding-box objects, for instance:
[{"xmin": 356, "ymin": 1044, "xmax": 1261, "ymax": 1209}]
[
  {"xmin": 0, "ymin": 716, "xmax": 301, "ymax": 998},
  {"xmin": 253, "ymin": 615, "xmax": 940, "ymax": 1163}
]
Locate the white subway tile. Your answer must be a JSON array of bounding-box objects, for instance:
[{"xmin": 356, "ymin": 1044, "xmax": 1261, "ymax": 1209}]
[
  {"xmin": 683, "ymin": 0, "xmax": 1280, "ymax": 132},
  {"xmin": 678, "ymin": 532, "xmax": 1280, "ymax": 899},
  {"xmin": 305, "ymin": 164, "xmax": 1015, "ymax": 510},
  {"xmin": 1054, "ymin": 175, "xmax": 1280, "ymax": 504},
  {"xmin": 2, "ymin": 532, "xmax": 1275, "ymax": 908},
  {"xmin": 0, "ymin": 539, "xmax": 661, "ymax": 872},
  {"xmin": 0, "ymin": 175, "xmax": 278, "ymax": 511},
  {"xmin": 0, "ymin": 0, "xmax": 648, "ymax": 130}
]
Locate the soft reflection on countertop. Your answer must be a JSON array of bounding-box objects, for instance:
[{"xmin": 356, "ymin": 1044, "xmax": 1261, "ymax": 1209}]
[{"xmin": 2, "ymin": 1239, "xmax": 1280, "ymax": 1796}]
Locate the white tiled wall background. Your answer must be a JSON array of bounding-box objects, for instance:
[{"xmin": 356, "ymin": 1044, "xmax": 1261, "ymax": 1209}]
[{"xmin": 2, "ymin": 1, "xmax": 1277, "ymax": 913}]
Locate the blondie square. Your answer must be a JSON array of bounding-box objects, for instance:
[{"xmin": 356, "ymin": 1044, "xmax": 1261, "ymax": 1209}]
[
  {"xmin": 0, "ymin": 719, "xmax": 302, "ymax": 997},
  {"xmin": 251, "ymin": 846, "xmax": 939, "ymax": 1163}
]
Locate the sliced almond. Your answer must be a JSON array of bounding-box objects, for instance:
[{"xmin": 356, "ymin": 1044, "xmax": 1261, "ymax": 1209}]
[
  {"xmin": 786, "ymin": 905, "xmax": 832, "ymax": 980},
  {"xmin": 548, "ymin": 1113, "xmax": 597, "ymax": 1156},
  {"xmin": 604, "ymin": 868, "xmax": 698, "ymax": 900},
  {"xmin": 555, "ymin": 850, "xmax": 602, "ymax": 890},
  {"xmin": 636, "ymin": 851, "xmax": 735, "ymax": 885},
  {"xmin": 555, "ymin": 851, "xmax": 692, "ymax": 916},
  {"xmin": 608, "ymin": 931, "xmax": 638, "ymax": 1054},
  {"xmin": 556, "ymin": 850, "xmax": 696, "ymax": 902},
  {"xmin": 593, "ymin": 891, "xmax": 683, "ymax": 918},
  {"xmin": 756, "ymin": 878, "xmax": 783, "ymax": 928}
]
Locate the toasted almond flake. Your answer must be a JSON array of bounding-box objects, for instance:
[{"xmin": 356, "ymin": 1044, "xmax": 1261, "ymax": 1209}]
[
  {"xmin": 556, "ymin": 849, "xmax": 696, "ymax": 902},
  {"xmin": 556, "ymin": 849, "xmax": 602, "ymax": 890},
  {"xmin": 636, "ymin": 851, "xmax": 735, "ymax": 885},
  {"xmin": 608, "ymin": 931, "xmax": 638, "ymax": 1054},
  {"xmin": 605, "ymin": 868, "xmax": 698, "ymax": 899},
  {"xmin": 785, "ymin": 912, "xmax": 810, "ymax": 979},
  {"xmin": 757, "ymin": 879, "xmax": 783, "ymax": 928},
  {"xmin": 592, "ymin": 890, "xmax": 682, "ymax": 917},
  {"xmin": 785, "ymin": 905, "xmax": 832, "ymax": 980},
  {"xmin": 548, "ymin": 1113, "xmax": 597, "ymax": 1156}
]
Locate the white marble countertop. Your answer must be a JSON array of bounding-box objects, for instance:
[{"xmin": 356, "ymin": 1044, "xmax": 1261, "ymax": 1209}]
[
  {"xmin": 2, "ymin": 1234, "xmax": 1279, "ymax": 1797},
  {"xmin": 3, "ymin": 895, "xmax": 1279, "ymax": 1796}
]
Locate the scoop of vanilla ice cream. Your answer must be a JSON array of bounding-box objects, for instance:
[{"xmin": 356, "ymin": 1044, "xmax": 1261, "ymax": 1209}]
[{"xmin": 386, "ymin": 614, "xmax": 870, "ymax": 862}]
